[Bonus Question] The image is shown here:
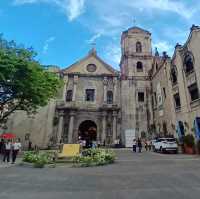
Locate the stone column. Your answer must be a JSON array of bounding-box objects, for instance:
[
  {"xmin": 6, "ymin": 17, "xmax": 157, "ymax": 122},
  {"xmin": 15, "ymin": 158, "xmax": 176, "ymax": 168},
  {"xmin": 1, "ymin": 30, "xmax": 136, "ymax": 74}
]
[
  {"xmin": 103, "ymin": 77, "xmax": 108, "ymax": 103},
  {"xmin": 72, "ymin": 75, "xmax": 78, "ymax": 102},
  {"xmin": 101, "ymin": 111, "xmax": 107, "ymax": 144},
  {"xmin": 113, "ymin": 77, "xmax": 118, "ymax": 104},
  {"xmin": 68, "ymin": 111, "xmax": 75, "ymax": 143},
  {"xmin": 57, "ymin": 110, "xmax": 64, "ymax": 144},
  {"xmin": 62, "ymin": 76, "xmax": 68, "ymax": 100},
  {"xmin": 112, "ymin": 111, "xmax": 117, "ymax": 144}
]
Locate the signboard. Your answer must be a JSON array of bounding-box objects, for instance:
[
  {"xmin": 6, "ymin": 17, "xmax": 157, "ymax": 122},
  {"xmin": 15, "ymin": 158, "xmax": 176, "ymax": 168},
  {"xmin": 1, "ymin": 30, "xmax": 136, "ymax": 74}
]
[
  {"xmin": 125, "ymin": 129, "xmax": 136, "ymax": 148},
  {"xmin": 58, "ymin": 144, "xmax": 80, "ymax": 157}
]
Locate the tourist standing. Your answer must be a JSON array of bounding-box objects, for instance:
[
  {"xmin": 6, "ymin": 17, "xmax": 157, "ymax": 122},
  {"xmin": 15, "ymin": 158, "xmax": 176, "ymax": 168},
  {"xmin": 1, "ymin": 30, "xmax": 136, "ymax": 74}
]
[
  {"xmin": 3, "ymin": 140, "xmax": 11, "ymax": 163},
  {"xmin": 147, "ymin": 140, "xmax": 151, "ymax": 151},
  {"xmin": 133, "ymin": 139, "xmax": 137, "ymax": 152},
  {"xmin": 144, "ymin": 140, "xmax": 148, "ymax": 151},
  {"xmin": 114, "ymin": 139, "xmax": 118, "ymax": 148},
  {"xmin": 137, "ymin": 138, "xmax": 142, "ymax": 153},
  {"xmin": 12, "ymin": 138, "xmax": 22, "ymax": 164},
  {"xmin": 28, "ymin": 140, "xmax": 32, "ymax": 151},
  {"xmin": 0, "ymin": 139, "xmax": 5, "ymax": 154}
]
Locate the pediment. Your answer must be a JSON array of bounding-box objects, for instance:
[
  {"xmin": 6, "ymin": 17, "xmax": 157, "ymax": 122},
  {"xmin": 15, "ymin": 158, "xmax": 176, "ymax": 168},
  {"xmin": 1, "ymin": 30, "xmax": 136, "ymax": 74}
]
[{"xmin": 63, "ymin": 51, "xmax": 118, "ymax": 76}]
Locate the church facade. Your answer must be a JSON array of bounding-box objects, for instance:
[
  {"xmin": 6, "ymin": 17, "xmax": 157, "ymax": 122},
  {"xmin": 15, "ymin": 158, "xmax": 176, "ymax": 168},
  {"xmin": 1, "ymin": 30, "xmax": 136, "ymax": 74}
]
[{"xmin": 3, "ymin": 25, "xmax": 200, "ymax": 148}]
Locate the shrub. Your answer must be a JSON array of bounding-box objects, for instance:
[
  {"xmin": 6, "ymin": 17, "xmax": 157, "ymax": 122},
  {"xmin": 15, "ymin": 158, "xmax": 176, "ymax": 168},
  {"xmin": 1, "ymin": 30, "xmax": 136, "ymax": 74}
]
[
  {"xmin": 183, "ymin": 134, "xmax": 195, "ymax": 148},
  {"xmin": 73, "ymin": 148, "xmax": 115, "ymax": 167},
  {"xmin": 23, "ymin": 151, "xmax": 55, "ymax": 168}
]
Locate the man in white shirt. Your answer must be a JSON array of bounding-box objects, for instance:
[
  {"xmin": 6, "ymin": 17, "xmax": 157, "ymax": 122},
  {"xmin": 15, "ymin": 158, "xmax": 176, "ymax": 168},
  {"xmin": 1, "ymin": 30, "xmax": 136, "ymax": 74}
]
[{"xmin": 12, "ymin": 138, "xmax": 22, "ymax": 164}]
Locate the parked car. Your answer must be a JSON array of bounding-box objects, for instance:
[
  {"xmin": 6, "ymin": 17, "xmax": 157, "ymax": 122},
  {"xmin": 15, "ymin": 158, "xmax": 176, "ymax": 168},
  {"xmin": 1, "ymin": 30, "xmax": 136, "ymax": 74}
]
[
  {"xmin": 151, "ymin": 139, "xmax": 157, "ymax": 151},
  {"xmin": 154, "ymin": 138, "xmax": 178, "ymax": 154}
]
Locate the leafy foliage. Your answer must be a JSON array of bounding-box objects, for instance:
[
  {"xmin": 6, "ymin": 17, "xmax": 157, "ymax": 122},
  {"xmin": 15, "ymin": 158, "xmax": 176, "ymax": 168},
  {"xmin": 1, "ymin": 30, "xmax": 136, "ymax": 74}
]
[
  {"xmin": 0, "ymin": 35, "xmax": 62, "ymax": 124},
  {"xmin": 23, "ymin": 151, "xmax": 55, "ymax": 168},
  {"xmin": 73, "ymin": 148, "xmax": 116, "ymax": 167}
]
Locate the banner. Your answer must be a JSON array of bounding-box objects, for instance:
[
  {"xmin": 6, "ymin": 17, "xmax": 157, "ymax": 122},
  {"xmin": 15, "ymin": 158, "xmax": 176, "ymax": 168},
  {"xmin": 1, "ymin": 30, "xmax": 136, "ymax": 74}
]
[
  {"xmin": 176, "ymin": 121, "xmax": 185, "ymax": 143},
  {"xmin": 194, "ymin": 117, "xmax": 200, "ymax": 140}
]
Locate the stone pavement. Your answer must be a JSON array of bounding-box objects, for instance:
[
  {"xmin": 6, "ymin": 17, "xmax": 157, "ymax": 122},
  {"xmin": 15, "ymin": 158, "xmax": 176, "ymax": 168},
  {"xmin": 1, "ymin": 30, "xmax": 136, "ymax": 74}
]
[{"xmin": 1, "ymin": 150, "xmax": 200, "ymax": 199}]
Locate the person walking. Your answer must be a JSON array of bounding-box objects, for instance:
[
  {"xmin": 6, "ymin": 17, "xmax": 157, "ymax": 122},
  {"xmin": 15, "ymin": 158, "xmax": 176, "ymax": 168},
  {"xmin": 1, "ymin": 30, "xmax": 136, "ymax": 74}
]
[
  {"xmin": 147, "ymin": 140, "xmax": 151, "ymax": 151},
  {"xmin": 28, "ymin": 140, "xmax": 32, "ymax": 151},
  {"xmin": 3, "ymin": 140, "xmax": 11, "ymax": 163},
  {"xmin": 132, "ymin": 139, "xmax": 137, "ymax": 152},
  {"xmin": 137, "ymin": 138, "xmax": 142, "ymax": 153},
  {"xmin": 11, "ymin": 138, "xmax": 22, "ymax": 164},
  {"xmin": 144, "ymin": 140, "xmax": 148, "ymax": 151}
]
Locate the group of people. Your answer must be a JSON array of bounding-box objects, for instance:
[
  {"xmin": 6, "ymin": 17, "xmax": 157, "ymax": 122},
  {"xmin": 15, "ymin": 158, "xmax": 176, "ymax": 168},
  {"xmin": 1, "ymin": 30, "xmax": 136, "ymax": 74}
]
[
  {"xmin": 132, "ymin": 138, "xmax": 142, "ymax": 152},
  {"xmin": 78, "ymin": 138, "xmax": 101, "ymax": 149},
  {"xmin": 0, "ymin": 138, "xmax": 22, "ymax": 164},
  {"xmin": 132, "ymin": 138, "xmax": 152, "ymax": 153}
]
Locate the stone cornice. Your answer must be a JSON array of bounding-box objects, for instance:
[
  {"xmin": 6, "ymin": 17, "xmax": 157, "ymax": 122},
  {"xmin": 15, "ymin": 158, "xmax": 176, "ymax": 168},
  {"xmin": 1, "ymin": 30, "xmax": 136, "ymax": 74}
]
[
  {"xmin": 121, "ymin": 54, "xmax": 152, "ymax": 60},
  {"xmin": 65, "ymin": 73, "xmax": 120, "ymax": 78}
]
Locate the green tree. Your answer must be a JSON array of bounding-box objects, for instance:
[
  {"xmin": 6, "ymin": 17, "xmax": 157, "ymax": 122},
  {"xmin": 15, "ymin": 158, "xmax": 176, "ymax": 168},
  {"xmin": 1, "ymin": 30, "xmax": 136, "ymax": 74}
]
[{"xmin": 0, "ymin": 35, "xmax": 62, "ymax": 125}]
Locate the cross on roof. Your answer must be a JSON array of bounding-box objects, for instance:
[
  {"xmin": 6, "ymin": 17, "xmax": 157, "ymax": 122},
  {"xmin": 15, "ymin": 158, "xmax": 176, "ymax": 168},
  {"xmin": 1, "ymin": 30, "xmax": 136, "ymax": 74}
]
[{"xmin": 133, "ymin": 19, "xmax": 136, "ymax": 26}]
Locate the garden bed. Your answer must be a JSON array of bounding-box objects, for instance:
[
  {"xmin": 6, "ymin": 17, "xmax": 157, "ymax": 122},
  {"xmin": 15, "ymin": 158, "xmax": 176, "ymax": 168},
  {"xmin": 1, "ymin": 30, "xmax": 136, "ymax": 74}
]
[
  {"xmin": 22, "ymin": 151, "xmax": 56, "ymax": 168},
  {"xmin": 72, "ymin": 148, "xmax": 116, "ymax": 167},
  {"xmin": 22, "ymin": 148, "xmax": 116, "ymax": 168}
]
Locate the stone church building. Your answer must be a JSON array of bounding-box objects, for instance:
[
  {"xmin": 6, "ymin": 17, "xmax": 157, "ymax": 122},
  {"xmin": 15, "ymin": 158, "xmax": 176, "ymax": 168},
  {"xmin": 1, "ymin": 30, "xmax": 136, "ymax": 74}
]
[{"xmin": 3, "ymin": 25, "xmax": 200, "ymax": 148}]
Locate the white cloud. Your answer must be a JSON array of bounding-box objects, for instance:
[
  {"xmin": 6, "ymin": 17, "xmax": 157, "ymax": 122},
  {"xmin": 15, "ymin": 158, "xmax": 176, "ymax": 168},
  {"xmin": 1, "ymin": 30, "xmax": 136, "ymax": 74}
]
[
  {"xmin": 126, "ymin": 0, "xmax": 195, "ymax": 19},
  {"xmin": 86, "ymin": 33, "xmax": 102, "ymax": 44},
  {"xmin": 104, "ymin": 44, "xmax": 121, "ymax": 68},
  {"xmin": 43, "ymin": 36, "xmax": 55, "ymax": 54},
  {"xmin": 153, "ymin": 41, "xmax": 174, "ymax": 56},
  {"xmin": 13, "ymin": 0, "xmax": 85, "ymax": 21}
]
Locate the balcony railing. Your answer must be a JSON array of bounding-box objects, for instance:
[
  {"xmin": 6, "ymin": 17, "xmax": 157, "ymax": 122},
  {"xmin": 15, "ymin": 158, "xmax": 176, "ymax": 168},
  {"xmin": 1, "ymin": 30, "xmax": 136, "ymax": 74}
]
[{"xmin": 56, "ymin": 100, "xmax": 119, "ymax": 110}]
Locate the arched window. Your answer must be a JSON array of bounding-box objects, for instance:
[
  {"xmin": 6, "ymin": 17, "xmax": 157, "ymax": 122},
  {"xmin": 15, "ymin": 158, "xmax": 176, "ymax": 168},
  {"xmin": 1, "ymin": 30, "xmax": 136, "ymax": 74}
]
[
  {"xmin": 170, "ymin": 66, "xmax": 178, "ymax": 85},
  {"xmin": 136, "ymin": 41, "xmax": 142, "ymax": 53},
  {"xmin": 107, "ymin": 91, "xmax": 113, "ymax": 104},
  {"xmin": 66, "ymin": 90, "xmax": 72, "ymax": 101},
  {"xmin": 137, "ymin": 61, "xmax": 143, "ymax": 72},
  {"xmin": 184, "ymin": 53, "xmax": 194, "ymax": 74}
]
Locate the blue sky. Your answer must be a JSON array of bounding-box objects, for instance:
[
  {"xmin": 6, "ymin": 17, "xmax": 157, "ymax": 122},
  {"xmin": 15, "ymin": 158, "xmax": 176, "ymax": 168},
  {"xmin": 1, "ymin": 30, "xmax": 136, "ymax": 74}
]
[{"xmin": 0, "ymin": 0, "xmax": 199, "ymax": 69}]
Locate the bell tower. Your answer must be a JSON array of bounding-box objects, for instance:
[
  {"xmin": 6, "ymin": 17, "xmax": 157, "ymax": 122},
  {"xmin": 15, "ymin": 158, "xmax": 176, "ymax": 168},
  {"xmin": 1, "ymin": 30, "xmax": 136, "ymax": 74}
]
[
  {"xmin": 120, "ymin": 26, "xmax": 153, "ymax": 143},
  {"xmin": 120, "ymin": 26, "xmax": 152, "ymax": 77}
]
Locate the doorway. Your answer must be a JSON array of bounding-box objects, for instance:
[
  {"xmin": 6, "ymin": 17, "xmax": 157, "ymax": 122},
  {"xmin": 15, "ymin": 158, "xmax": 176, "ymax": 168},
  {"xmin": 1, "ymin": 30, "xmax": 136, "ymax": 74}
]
[{"xmin": 78, "ymin": 120, "xmax": 97, "ymax": 147}]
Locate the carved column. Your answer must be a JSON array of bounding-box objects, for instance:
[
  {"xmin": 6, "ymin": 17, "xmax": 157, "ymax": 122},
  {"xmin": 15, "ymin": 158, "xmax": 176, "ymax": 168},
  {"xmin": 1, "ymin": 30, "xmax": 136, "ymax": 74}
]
[
  {"xmin": 101, "ymin": 111, "xmax": 107, "ymax": 145},
  {"xmin": 112, "ymin": 111, "xmax": 117, "ymax": 144},
  {"xmin": 72, "ymin": 75, "xmax": 78, "ymax": 101},
  {"xmin": 113, "ymin": 77, "xmax": 118, "ymax": 104},
  {"xmin": 68, "ymin": 111, "xmax": 75, "ymax": 143},
  {"xmin": 103, "ymin": 77, "xmax": 108, "ymax": 103},
  {"xmin": 63, "ymin": 76, "xmax": 68, "ymax": 100},
  {"xmin": 57, "ymin": 110, "xmax": 64, "ymax": 144}
]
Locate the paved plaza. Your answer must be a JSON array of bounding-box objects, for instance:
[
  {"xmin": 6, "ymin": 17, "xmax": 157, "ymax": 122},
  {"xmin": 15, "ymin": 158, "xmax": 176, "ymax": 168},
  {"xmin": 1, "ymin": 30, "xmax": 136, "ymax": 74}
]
[{"xmin": 0, "ymin": 150, "xmax": 200, "ymax": 199}]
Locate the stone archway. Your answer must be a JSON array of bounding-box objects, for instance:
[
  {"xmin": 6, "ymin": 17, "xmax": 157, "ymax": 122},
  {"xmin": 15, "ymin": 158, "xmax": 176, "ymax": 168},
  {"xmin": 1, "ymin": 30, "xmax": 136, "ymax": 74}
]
[{"xmin": 78, "ymin": 120, "xmax": 97, "ymax": 147}]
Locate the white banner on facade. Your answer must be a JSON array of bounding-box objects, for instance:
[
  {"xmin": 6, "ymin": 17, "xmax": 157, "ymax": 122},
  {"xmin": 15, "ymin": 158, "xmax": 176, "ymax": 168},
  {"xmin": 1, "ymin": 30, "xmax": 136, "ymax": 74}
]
[{"xmin": 125, "ymin": 129, "xmax": 136, "ymax": 148}]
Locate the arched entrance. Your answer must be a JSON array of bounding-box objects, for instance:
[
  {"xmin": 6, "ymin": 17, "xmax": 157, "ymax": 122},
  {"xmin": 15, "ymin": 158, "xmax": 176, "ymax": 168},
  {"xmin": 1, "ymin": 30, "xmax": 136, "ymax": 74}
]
[{"xmin": 78, "ymin": 120, "xmax": 97, "ymax": 147}]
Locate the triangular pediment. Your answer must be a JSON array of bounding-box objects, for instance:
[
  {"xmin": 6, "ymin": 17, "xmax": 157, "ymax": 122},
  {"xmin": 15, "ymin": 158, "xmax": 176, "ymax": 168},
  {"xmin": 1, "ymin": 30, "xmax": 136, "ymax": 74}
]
[
  {"xmin": 123, "ymin": 26, "xmax": 151, "ymax": 35},
  {"xmin": 63, "ymin": 50, "xmax": 118, "ymax": 75}
]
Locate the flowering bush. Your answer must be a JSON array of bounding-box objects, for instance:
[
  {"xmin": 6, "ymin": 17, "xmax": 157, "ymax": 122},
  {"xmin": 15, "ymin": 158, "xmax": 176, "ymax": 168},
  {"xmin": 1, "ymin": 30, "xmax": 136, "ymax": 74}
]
[
  {"xmin": 23, "ymin": 151, "xmax": 55, "ymax": 168},
  {"xmin": 73, "ymin": 148, "xmax": 115, "ymax": 167}
]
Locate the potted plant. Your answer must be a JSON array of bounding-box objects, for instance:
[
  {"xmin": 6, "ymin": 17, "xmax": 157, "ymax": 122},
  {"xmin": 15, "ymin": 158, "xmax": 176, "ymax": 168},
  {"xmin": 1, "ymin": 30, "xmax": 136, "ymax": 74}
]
[{"xmin": 183, "ymin": 134, "xmax": 195, "ymax": 154}]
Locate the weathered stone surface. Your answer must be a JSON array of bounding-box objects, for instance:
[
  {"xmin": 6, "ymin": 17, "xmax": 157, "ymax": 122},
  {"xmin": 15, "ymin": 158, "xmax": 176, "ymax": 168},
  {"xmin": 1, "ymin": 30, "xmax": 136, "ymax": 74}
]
[{"xmin": 2, "ymin": 25, "xmax": 200, "ymax": 147}]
